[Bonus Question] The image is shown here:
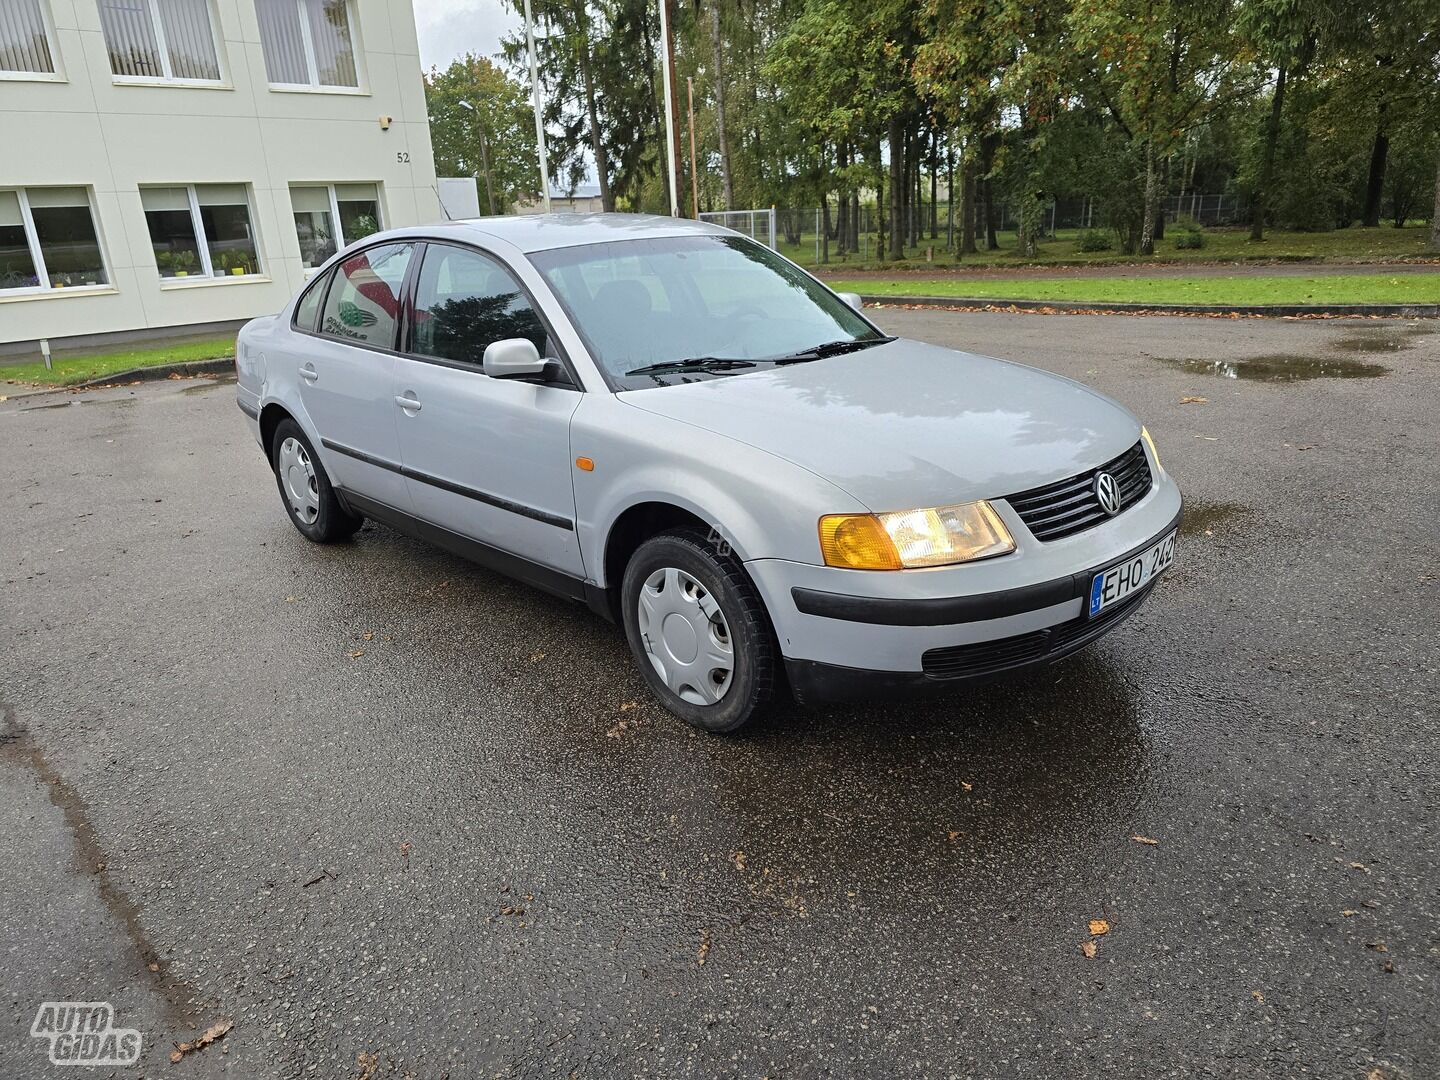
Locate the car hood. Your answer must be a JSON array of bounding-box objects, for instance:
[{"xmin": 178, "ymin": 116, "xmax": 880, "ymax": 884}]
[{"xmin": 618, "ymin": 338, "xmax": 1140, "ymax": 511}]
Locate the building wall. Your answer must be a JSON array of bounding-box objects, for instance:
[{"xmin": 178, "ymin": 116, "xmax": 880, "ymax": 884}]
[{"xmin": 0, "ymin": 0, "xmax": 438, "ymax": 346}]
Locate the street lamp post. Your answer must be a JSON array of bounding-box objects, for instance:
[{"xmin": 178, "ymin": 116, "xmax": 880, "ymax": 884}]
[{"xmin": 457, "ymin": 100, "xmax": 497, "ymax": 215}]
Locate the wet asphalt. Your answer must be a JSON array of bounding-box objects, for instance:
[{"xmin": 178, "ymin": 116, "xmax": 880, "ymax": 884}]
[{"xmin": 1, "ymin": 311, "xmax": 1437, "ymax": 1078}]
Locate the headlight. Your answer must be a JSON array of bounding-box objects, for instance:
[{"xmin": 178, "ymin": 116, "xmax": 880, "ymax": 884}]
[
  {"xmin": 1140, "ymin": 425, "xmax": 1164, "ymax": 475},
  {"xmin": 819, "ymin": 500, "xmax": 1015, "ymax": 570}
]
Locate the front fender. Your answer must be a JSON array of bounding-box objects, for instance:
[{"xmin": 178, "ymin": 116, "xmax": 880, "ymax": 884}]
[{"xmin": 572, "ymin": 396, "xmax": 865, "ymax": 587}]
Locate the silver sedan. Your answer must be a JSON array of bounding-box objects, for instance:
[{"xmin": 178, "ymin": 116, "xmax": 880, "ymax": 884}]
[{"xmin": 236, "ymin": 214, "xmax": 1182, "ymax": 731}]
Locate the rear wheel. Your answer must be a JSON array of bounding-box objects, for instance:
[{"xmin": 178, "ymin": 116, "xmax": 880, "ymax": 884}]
[
  {"xmin": 621, "ymin": 529, "xmax": 777, "ymax": 733},
  {"xmin": 270, "ymin": 418, "xmax": 361, "ymax": 543}
]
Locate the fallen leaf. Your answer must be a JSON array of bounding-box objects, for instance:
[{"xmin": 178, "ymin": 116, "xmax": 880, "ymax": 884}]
[
  {"xmin": 529, "ymin": 651, "xmax": 546, "ymax": 662},
  {"xmin": 1383, "ymin": 959, "xmax": 1396, "ymax": 973},
  {"xmin": 169, "ymin": 1019, "xmax": 233, "ymax": 1062},
  {"xmin": 347, "ymin": 649, "xmax": 365, "ymax": 659},
  {"xmin": 960, "ymin": 780, "xmax": 973, "ymax": 792},
  {"xmin": 1130, "ymin": 835, "xmax": 1159, "ymax": 846},
  {"xmin": 1342, "ymin": 909, "xmax": 1358, "ymax": 917},
  {"xmin": 362, "ymin": 630, "xmax": 374, "ymax": 641},
  {"xmin": 1080, "ymin": 940, "xmax": 1097, "ymax": 960},
  {"xmin": 284, "ymin": 596, "xmax": 297, "ymax": 603},
  {"xmin": 1193, "ymin": 435, "xmax": 1219, "ymax": 441},
  {"xmin": 697, "ymin": 929, "xmax": 712, "ymax": 966},
  {"xmin": 1088, "ymin": 919, "xmax": 1111, "ymax": 937},
  {"xmin": 946, "ymin": 830, "xmax": 961, "ymax": 842},
  {"xmin": 147, "ymin": 963, "xmax": 159, "ymax": 973},
  {"xmin": 400, "ymin": 840, "xmax": 412, "ymax": 868},
  {"xmin": 618, "ymin": 700, "xmax": 640, "ymax": 712},
  {"xmin": 1179, "ymin": 396, "xmax": 1208, "ymax": 404},
  {"xmin": 1361, "ymin": 899, "xmax": 1381, "ymax": 909},
  {"xmin": 1251, "ymin": 990, "xmax": 1264, "ymax": 1003},
  {"xmin": 731, "ymin": 850, "xmax": 747, "ymax": 871},
  {"xmin": 1350, "ymin": 862, "xmax": 1371, "ymax": 873},
  {"xmin": 1366, "ymin": 941, "xmax": 1388, "ymax": 953}
]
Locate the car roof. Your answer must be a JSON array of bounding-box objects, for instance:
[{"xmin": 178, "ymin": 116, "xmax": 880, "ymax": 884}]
[{"xmin": 394, "ymin": 212, "xmax": 734, "ymax": 254}]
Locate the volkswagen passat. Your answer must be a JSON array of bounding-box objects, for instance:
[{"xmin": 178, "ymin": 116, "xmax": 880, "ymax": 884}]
[{"xmin": 236, "ymin": 215, "xmax": 1181, "ymax": 732}]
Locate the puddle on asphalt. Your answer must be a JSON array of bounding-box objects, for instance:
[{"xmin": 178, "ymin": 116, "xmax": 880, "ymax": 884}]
[
  {"xmin": 1180, "ymin": 500, "xmax": 1250, "ymax": 538},
  {"xmin": 1156, "ymin": 354, "xmax": 1388, "ymax": 381},
  {"xmin": 177, "ymin": 376, "xmax": 236, "ymax": 396},
  {"xmin": 1331, "ymin": 324, "xmax": 1433, "ymax": 354}
]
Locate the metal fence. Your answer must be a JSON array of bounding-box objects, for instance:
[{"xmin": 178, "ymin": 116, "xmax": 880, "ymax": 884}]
[{"xmin": 707, "ymin": 194, "xmax": 1251, "ymax": 266}]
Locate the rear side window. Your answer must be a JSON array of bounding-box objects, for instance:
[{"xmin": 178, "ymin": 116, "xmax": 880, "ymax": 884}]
[
  {"xmin": 319, "ymin": 242, "xmax": 413, "ymax": 349},
  {"xmin": 293, "ymin": 270, "xmax": 329, "ymax": 331},
  {"xmin": 410, "ymin": 244, "xmax": 548, "ymax": 365}
]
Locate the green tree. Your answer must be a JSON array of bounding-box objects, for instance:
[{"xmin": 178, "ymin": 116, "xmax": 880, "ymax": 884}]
[{"xmin": 425, "ymin": 55, "xmax": 539, "ymax": 213}]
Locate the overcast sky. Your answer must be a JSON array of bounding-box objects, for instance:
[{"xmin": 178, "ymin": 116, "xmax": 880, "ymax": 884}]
[{"xmin": 413, "ymin": 0, "xmax": 520, "ymax": 73}]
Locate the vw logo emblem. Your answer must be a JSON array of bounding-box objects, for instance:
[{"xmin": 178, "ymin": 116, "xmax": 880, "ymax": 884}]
[{"xmin": 1095, "ymin": 471, "xmax": 1122, "ymax": 516}]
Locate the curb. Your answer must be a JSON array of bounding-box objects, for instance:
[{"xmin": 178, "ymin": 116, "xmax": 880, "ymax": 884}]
[
  {"xmin": 3, "ymin": 356, "xmax": 234, "ymax": 399},
  {"xmin": 859, "ymin": 295, "xmax": 1440, "ymax": 318}
]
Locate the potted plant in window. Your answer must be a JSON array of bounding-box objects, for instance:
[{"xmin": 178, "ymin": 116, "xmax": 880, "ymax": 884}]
[
  {"xmin": 173, "ymin": 250, "xmax": 197, "ymax": 278},
  {"xmin": 220, "ymin": 251, "xmax": 253, "ymax": 276},
  {"xmin": 156, "ymin": 250, "xmax": 175, "ymax": 277},
  {"xmin": 350, "ymin": 213, "xmax": 379, "ymax": 241}
]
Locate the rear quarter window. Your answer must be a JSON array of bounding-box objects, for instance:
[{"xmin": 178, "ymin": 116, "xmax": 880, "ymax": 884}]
[{"xmin": 293, "ymin": 271, "xmax": 329, "ymax": 332}]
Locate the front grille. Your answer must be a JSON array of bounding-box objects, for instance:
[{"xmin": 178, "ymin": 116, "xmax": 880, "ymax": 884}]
[
  {"xmin": 1005, "ymin": 441, "xmax": 1152, "ymax": 542},
  {"xmin": 920, "ymin": 584, "xmax": 1152, "ymax": 680}
]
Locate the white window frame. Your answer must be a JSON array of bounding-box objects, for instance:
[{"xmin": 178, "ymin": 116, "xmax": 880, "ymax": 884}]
[
  {"xmin": 147, "ymin": 183, "xmax": 265, "ymax": 285},
  {"xmin": 0, "ymin": 0, "xmax": 65, "ymax": 82},
  {"xmin": 0, "ymin": 187, "xmax": 111, "ymax": 297},
  {"xmin": 103, "ymin": 0, "xmax": 228, "ymax": 87},
  {"xmin": 291, "ymin": 182, "xmax": 383, "ymax": 272},
  {"xmin": 262, "ymin": 0, "xmax": 363, "ymax": 94}
]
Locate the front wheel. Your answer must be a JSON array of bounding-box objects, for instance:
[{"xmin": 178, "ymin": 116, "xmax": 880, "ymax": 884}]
[
  {"xmin": 270, "ymin": 418, "xmax": 362, "ymax": 543},
  {"xmin": 620, "ymin": 529, "xmax": 777, "ymax": 733}
]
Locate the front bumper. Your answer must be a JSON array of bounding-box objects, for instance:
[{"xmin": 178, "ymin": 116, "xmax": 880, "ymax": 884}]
[{"xmin": 745, "ymin": 475, "xmax": 1182, "ymax": 700}]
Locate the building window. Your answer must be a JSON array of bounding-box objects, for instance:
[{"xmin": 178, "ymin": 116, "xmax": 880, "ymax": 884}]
[
  {"xmin": 290, "ymin": 183, "xmax": 380, "ymax": 268},
  {"xmin": 254, "ymin": 0, "xmax": 357, "ymax": 89},
  {"xmin": 141, "ymin": 184, "xmax": 261, "ymax": 280},
  {"xmin": 0, "ymin": 187, "xmax": 109, "ymax": 293},
  {"xmin": 0, "ymin": 0, "xmax": 58, "ymax": 77},
  {"xmin": 97, "ymin": 0, "xmax": 222, "ymax": 83}
]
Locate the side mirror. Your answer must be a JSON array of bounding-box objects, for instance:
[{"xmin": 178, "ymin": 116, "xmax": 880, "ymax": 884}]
[
  {"xmin": 483, "ymin": 338, "xmax": 547, "ymax": 379},
  {"xmin": 837, "ymin": 291, "xmax": 865, "ymax": 312}
]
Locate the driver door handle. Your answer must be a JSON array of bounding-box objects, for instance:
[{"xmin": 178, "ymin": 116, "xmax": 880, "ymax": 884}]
[{"xmin": 394, "ymin": 393, "xmax": 421, "ymax": 413}]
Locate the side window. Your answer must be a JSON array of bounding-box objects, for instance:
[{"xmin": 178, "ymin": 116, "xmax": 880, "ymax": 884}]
[
  {"xmin": 293, "ymin": 269, "xmax": 329, "ymax": 331},
  {"xmin": 411, "ymin": 244, "xmax": 548, "ymax": 365},
  {"xmin": 319, "ymin": 242, "xmax": 412, "ymax": 348}
]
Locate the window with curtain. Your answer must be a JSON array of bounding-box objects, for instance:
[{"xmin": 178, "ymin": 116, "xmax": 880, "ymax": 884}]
[
  {"xmin": 0, "ymin": 187, "xmax": 108, "ymax": 292},
  {"xmin": 140, "ymin": 184, "xmax": 261, "ymax": 279},
  {"xmin": 289, "ymin": 182, "xmax": 380, "ymax": 268},
  {"xmin": 0, "ymin": 0, "xmax": 56, "ymax": 75},
  {"xmin": 254, "ymin": 0, "xmax": 356, "ymax": 88},
  {"xmin": 97, "ymin": 0, "xmax": 221, "ymax": 82}
]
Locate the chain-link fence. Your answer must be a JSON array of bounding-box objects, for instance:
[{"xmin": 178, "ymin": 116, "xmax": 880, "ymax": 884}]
[{"xmin": 710, "ymin": 194, "xmax": 1251, "ymax": 266}]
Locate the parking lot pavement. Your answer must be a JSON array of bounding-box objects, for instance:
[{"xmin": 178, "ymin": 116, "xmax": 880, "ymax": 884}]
[{"xmin": 2, "ymin": 312, "xmax": 1437, "ymax": 1078}]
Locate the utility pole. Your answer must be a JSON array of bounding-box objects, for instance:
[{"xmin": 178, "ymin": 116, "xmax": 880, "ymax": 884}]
[
  {"xmin": 522, "ymin": 0, "xmax": 551, "ymax": 212},
  {"xmin": 687, "ymin": 77, "xmax": 699, "ymax": 218},
  {"xmin": 657, "ymin": 0, "xmax": 681, "ymax": 216},
  {"xmin": 457, "ymin": 100, "xmax": 496, "ymax": 215}
]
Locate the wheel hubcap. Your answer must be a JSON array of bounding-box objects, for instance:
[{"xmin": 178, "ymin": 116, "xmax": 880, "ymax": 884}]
[
  {"xmin": 277, "ymin": 436, "xmax": 320, "ymax": 525},
  {"xmin": 637, "ymin": 567, "xmax": 734, "ymax": 705}
]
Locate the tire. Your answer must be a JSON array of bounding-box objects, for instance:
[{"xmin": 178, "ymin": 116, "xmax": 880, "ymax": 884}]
[
  {"xmin": 620, "ymin": 528, "xmax": 777, "ymax": 733},
  {"xmin": 270, "ymin": 418, "xmax": 362, "ymax": 543}
]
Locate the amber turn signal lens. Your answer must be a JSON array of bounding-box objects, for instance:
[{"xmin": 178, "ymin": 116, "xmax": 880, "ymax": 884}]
[
  {"xmin": 818, "ymin": 514, "xmax": 903, "ymax": 570},
  {"xmin": 574, "ymin": 457, "xmax": 595, "ymax": 472}
]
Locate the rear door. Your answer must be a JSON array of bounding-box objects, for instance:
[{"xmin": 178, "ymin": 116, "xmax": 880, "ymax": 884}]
[
  {"xmin": 298, "ymin": 242, "xmax": 415, "ymax": 510},
  {"xmin": 392, "ymin": 241, "xmax": 585, "ymax": 577}
]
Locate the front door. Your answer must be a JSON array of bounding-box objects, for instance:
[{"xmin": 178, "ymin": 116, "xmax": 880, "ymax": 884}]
[
  {"xmin": 393, "ymin": 241, "xmax": 584, "ymax": 577},
  {"xmin": 298, "ymin": 241, "xmax": 415, "ymax": 510}
]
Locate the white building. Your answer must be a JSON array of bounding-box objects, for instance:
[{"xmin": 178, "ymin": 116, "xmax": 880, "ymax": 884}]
[{"xmin": 0, "ymin": 0, "xmax": 439, "ymax": 348}]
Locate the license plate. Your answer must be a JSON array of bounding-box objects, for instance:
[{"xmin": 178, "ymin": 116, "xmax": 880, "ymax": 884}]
[{"xmin": 1088, "ymin": 530, "xmax": 1177, "ymax": 617}]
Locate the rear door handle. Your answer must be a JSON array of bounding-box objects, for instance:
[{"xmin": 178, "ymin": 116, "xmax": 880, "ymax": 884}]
[
  {"xmin": 394, "ymin": 393, "xmax": 421, "ymax": 412},
  {"xmin": 299, "ymin": 363, "xmax": 318, "ymax": 383}
]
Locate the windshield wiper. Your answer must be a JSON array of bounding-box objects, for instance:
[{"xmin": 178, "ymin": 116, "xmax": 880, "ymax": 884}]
[
  {"xmin": 625, "ymin": 357, "xmax": 758, "ymax": 377},
  {"xmin": 770, "ymin": 336, "xmax": 897, "ymax": 364}
]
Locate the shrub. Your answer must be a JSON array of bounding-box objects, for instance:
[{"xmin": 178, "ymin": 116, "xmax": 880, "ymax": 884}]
[
  {"xmin": 1173, "ymin": 229, "xmax": 1205, "ymax": 250},
  {"xmin": 1076, "ymin": 229, "xmax": 1113, "ymax": 252}
]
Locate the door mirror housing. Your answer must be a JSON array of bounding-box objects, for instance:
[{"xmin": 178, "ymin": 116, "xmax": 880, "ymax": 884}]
[
  {"xmin": 836, "ymin": 291, "xmax": 864, "ymax": 312},
  {"xmin": 483, "ymin": 338, "xmax": 548, "ymax": 379}
]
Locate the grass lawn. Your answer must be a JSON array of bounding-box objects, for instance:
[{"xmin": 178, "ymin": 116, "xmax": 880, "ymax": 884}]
[
  {"xmin": 828, "ymin": 271, "xmax": 1440, "ymax": 307},
  {"xmin": 787, "ymin": 225, "xmax": 1437, "ymax": 271},
  {"xmin": 1, "ymin": 336, "xmax": 235, "ymax": 388}
]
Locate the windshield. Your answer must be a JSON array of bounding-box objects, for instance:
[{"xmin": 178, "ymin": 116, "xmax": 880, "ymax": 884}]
[{"xmin": 527, "ymin": 234, "xmax": 886, "ymax": 388}]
